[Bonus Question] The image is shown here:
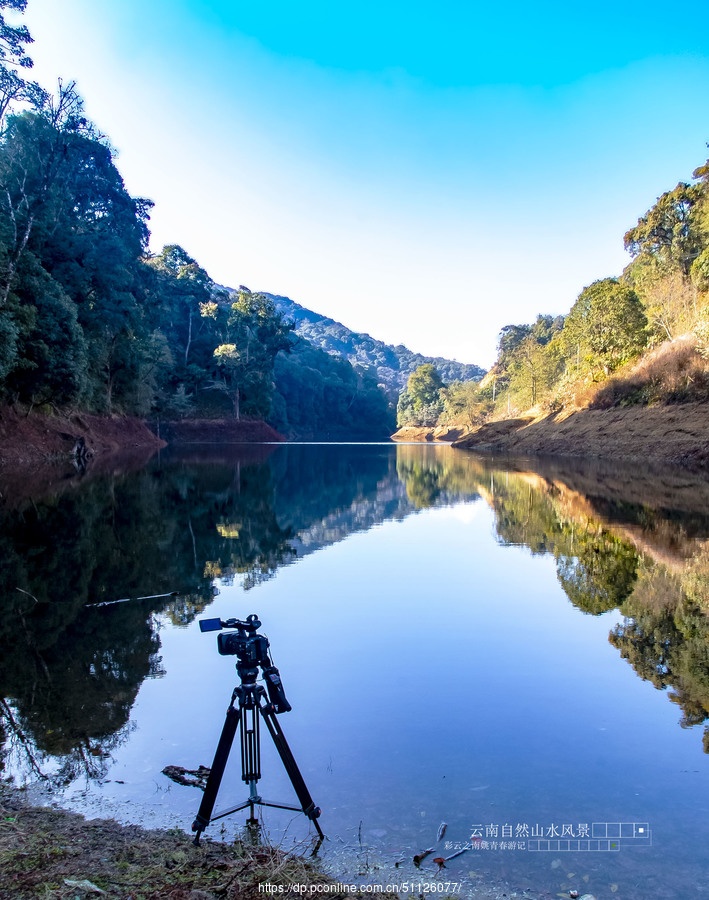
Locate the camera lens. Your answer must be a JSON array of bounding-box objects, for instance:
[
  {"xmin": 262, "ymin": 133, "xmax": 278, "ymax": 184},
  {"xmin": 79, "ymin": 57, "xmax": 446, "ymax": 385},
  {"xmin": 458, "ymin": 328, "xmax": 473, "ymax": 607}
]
[{"xmin": 217, "ymin": 632, "xmax": 242, "ymax": 656}]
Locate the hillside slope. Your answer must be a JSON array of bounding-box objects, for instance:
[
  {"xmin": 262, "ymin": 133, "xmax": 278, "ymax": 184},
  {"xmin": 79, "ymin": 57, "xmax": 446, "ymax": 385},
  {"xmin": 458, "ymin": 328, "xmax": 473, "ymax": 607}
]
[{"xmin": 263, "ymin": 292, "xmax": 485, "ymax": 396}]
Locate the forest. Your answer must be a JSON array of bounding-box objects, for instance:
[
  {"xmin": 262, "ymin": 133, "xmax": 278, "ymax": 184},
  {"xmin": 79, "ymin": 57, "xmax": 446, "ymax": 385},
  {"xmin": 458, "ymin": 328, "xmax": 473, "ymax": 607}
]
[
  {"xmin": 4, "ymin": 0, "xmax": 709, "ymax": 442},
  {"xmin": 398, "ymin": 151, "xmax": 709, "ymax": 428},
  {"xmin": 264, "ymin": 292, "xmax": 485, "ymax": 399},
  {"xmin": 0, "ymin": 4, "xmax": 394, "ymax": 440}
]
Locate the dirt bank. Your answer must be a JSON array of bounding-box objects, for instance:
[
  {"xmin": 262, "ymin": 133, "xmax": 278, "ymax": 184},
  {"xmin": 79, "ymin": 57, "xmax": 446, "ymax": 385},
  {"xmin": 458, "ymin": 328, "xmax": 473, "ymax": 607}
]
[
  {"xmin": 391, "ymin": 425, "xmax": 468, "ymax": 442},
  {"xmin": 0, "ymin": 406, "xmax": 164, "ymax": 467},
  {"xmin": 157, "ymin": 419, "xmax": 284, "ymax": 444},
  {"xmin": 452, "ymin": 403, "xmax": 709, "ymax": 468},
  {"xmin": 0, "ymin": 408, "xmax": 285, "ymax": 470}
]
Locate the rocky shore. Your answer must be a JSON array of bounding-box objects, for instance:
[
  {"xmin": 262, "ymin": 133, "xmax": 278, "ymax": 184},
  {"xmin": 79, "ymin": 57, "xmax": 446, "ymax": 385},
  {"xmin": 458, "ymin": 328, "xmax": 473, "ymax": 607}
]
[{"xmin": 0, "ymin": 783, "xmax": 330, "ymax": 900}]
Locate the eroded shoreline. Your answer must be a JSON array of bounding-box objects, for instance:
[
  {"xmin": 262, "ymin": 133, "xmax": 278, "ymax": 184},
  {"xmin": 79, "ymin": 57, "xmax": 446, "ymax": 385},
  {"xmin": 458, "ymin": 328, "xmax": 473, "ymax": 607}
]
[{"xmin": 394, "ymin": 403, "xmax": 709, "ymax": 469}]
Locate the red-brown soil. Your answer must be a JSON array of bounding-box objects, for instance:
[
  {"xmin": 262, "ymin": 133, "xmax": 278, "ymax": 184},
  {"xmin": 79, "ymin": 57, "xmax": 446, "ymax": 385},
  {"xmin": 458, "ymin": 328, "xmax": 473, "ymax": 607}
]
[
  {"xmin": 0, "ymin": 406, "xmax": 164, "ymax": 466},
  {"xmin": 0, "ymin": 409, "xmax": 285, "ymax": 468},
  {"xmin": 0, "ymin": 409, "xmax": 285, "ymax": 508}
]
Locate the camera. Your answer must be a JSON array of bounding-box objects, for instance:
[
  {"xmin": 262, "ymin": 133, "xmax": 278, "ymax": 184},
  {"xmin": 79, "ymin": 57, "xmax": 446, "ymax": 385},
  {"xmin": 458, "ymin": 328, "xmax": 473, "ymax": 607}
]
[
  {"xmin": 191, "ymin": 611, "xmax": 323, "ymax": 844},
  {"xmin": 199, "ymin": 613, "xmax": 291, "ymax": 714}
]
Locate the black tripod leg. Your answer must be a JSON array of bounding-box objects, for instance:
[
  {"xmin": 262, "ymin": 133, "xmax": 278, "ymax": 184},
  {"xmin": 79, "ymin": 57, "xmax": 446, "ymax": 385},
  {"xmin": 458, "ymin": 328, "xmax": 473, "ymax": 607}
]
[
  {"xmin": 260, "ymin": 705, "xmax": 324, "ymax": 839},
  {"xmin": 192, "ymin": 701, "xmax": 240, "ymax": 844}
]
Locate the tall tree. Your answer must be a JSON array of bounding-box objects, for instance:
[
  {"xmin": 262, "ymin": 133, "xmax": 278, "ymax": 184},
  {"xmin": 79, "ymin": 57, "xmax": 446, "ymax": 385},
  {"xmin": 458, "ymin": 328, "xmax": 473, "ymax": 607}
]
[
  {"xmin": 624, "ymin": 182, "xmax": 706, "ymax": 278},
  {"xmin": 0, "ymin": 82, "xmax": 95, "ymax": 310},
  {"xmin": 440, "ymin": 379, "xmax": 489, "ymax": 427},
  {"xmin": 0, "ymin": 87, "xmax": 155, "ymax": 411},
  {"xmin": 145, "ymin": 245, "xmax": 219, "ymax": 403},
  {"xmin": 0, "ymin": 0, "xmax": 47, "ymax": 127},
  {"xmin": 212, "ymin": 290, "xmax": 292, "ymax": 420},
  {"xmin": 503, "ymin": 315, "xmax": 564, "ymax": 407}
]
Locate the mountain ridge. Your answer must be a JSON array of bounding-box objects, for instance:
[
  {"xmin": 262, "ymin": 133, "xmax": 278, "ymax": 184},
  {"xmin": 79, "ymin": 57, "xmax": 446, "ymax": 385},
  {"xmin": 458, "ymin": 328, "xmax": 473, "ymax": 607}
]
[{"xmin": 261, "ymin": 291, "xmax": 486, "ymax": 397}]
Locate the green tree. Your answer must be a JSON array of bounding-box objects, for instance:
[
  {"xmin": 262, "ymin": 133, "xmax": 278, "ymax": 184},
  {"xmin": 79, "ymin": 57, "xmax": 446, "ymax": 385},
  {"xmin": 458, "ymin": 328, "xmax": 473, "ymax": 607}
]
[
  {"xmin": 3, "ymin": 255, "xmax": 87, "ymax": 408},
  {"xmin": 145, "ymin": 244, "xmax": 224, "ymax": 414},
  {"xmin": 396, "ymin": 388, "xmax": 416, "ymax": 427},
  {"xmin": 507, "ymin": 317, "xmax": 564, "ymax": 407},
  {"xmin": 562, "ymin": 278, "xmax": 647, "ymax": 377},
  {"xmin": 440, "ymin": 379, "xmax": 490, "ymax": 427},
  {"xmin": 0, "ymin": 83, "xmax": 90, "ymax": 310},
  {"xmin": 399, "ymin": 363, "xmax": 444, "ymax": 425},
  {"xmin": 408, "ymin": 363, "xmax": 444, "ymax": 407},
  {"xmin": 0, "ymin": 86, "xmax": 156, "ymax": 412},
  {"xmin": 0, "ymin": 0, "xmax": 47, "ymax": 127},
  {"xmin": 147, "ymin": 245, "xmax": 215, "ymax": 374},
  {"xmin": 493, "ymin": 322, "xmax": 532, "ymax": 401},
  {"xmin": 624, "ymin": 181, "xmax": 707, "ymax": 278},
  {"xmin": 492, "ymin": 316, "xmax": 564, "ymax": 410},
  {"xmin": 212, "ymin": 290, "xmax": 292, "ymax": 420},
  {"xmin": 497, "ymin": 323, "xmax": 532, "ymax": 367}
]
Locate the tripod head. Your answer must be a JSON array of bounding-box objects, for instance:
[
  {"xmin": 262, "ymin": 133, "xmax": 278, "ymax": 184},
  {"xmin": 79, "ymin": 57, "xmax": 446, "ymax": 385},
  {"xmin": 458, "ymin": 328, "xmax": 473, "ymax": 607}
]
[{"xmin": 199, "ymin": 614, "xmax": 291, "ymax": 714}]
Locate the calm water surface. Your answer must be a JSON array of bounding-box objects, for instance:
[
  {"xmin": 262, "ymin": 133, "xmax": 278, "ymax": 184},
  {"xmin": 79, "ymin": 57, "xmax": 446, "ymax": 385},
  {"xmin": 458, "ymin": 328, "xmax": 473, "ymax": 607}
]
[{"xmin": 3, "ymin": 443, "xmax": 709, "ymax": 900}]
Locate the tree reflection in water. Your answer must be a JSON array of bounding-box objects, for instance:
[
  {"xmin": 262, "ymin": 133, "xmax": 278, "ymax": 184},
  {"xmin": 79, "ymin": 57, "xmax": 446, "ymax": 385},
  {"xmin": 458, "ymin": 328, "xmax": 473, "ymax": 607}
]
[{"xmin": 2, "ymin": 443, "xmax": 709, "ymax": 785}]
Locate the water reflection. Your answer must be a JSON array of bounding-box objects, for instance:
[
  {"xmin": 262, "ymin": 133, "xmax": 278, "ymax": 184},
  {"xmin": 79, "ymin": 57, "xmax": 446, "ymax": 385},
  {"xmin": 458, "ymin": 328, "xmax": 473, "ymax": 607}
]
[
  {"xmin": 470, "ymin": 456, "xmax": 709, "ymax": 751},
  {"xmin": 2, "ymin": 445, "xmax": 709, "ymax": 851},
  {"xmin": 0, "ymin": 445, "xmax": 441, "ymax": 779}
]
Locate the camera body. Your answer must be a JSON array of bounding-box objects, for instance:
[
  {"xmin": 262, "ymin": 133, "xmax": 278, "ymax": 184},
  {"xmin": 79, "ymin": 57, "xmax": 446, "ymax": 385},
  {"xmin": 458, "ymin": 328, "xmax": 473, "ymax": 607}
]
[
  {"xmin": 216, "ymin": 628, "xmax": 269, "ymax": 665},
  {"xmin": 199, "ymin": 613, "xmax": 291, "ymax": 714}
]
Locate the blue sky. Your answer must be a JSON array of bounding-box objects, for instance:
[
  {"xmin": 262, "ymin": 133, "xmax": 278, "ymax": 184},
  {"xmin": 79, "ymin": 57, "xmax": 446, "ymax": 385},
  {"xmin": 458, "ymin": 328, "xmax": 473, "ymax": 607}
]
[{"xmin": 24, "ymin": 0, "xmax": 709, "ymax": 367}]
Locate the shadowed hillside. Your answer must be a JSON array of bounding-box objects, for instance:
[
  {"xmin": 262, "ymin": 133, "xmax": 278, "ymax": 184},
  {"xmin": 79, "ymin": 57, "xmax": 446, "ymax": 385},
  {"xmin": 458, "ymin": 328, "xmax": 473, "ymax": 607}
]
[{"xmin": 263, "ymin": 292, "xmax": 485, "ymax": 397}]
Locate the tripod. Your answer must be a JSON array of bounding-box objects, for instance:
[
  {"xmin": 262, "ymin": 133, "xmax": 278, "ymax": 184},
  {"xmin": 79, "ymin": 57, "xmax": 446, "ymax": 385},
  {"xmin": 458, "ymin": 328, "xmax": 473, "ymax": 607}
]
[{"xmin": 192, "ymin": 617, "xmax": 323, "ymax": 845}]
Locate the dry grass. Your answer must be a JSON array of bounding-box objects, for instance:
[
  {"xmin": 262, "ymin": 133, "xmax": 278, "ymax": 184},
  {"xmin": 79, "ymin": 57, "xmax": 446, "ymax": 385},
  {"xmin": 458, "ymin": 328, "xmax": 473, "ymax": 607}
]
[
  {"xmin": 0, "ymin": 785, "xmax": 332, "ymax": 900},
  {"xmin": 588, "ymin": 336, "xmax": 709, "ymax": 409},
  {"xmin": 682, "ymin": 542, "xmax": 709, "ymax": 608}
]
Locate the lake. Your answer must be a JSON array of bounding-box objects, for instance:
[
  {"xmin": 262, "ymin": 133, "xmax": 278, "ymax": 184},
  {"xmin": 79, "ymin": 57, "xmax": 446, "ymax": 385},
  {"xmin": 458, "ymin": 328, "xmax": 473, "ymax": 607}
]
[{"xmin": 2, "ymin": 442, "xmax": 709, "ymax": 900}]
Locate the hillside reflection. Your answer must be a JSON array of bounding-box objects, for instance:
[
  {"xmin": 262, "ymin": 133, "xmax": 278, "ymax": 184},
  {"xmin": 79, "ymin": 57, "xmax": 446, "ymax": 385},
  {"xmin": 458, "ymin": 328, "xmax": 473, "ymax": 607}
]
[
  {"xmin": 2, "ymin": 444, "xmax": 709, "ymax": 781},
  {"xmin": 461, "ymin": 453, "xmax": 709, "ymax": 752}
]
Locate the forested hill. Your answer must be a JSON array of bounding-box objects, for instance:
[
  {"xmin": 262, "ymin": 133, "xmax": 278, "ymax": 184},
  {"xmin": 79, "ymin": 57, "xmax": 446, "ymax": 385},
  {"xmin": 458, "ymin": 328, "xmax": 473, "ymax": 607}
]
[
  {"xmin": 398, "ymin": 150, "xmax": 709, "ymax": 434},
  {"xmin": 262, "ymin": 292, "xmax": 486, "ymax": 397}
]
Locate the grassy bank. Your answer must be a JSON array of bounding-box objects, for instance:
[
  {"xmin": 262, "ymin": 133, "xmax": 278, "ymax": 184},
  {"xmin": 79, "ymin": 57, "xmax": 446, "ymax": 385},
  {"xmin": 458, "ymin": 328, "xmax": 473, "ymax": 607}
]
[{"xmin": 0, "ymin": 785, "xmax": 332, "ymax": 900}]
